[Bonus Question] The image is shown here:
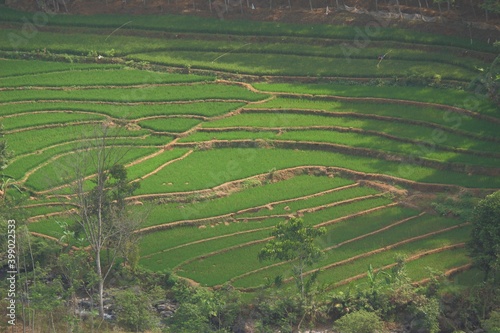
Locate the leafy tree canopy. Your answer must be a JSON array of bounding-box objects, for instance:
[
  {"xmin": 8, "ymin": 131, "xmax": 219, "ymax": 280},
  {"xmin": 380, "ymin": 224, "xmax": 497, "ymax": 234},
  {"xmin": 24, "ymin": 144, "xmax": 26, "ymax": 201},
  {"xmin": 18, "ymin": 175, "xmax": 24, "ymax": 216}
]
[
  {"xmin": 469, "ymin": 190, "xmax": 500, "ymax": 282},
  {"xmin": 259, "ymin": 217, "xmax": 326, "ymax": 298}
]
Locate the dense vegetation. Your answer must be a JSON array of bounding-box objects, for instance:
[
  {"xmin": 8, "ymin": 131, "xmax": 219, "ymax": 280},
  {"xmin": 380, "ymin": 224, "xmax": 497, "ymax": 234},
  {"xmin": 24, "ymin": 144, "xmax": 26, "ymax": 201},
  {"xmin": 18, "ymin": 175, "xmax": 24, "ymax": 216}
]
[{"xmin": 0, "ymin": 3, "xmax": 499, "ymax": 333}]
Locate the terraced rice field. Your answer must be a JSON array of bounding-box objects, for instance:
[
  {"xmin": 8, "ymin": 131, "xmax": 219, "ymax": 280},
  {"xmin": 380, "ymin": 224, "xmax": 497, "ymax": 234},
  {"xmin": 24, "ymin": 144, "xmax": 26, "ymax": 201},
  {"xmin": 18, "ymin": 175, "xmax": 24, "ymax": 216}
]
[{"xmin": 1, "ymin": 6, "xmax": 498, "ymax": 293}]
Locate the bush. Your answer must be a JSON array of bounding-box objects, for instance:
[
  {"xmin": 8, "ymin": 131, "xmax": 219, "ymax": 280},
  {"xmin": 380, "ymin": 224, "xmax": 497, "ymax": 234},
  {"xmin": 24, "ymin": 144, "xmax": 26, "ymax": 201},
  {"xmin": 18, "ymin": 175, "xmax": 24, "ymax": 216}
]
[
  {"xmin": 483, "ymin": 310, "xmax": 500, "ymax": 333},
  {"xmin": 333, "ymin": 310, "xmax": 385, "ymax": 333},
  {"xmin": 114, "ymin": 288, "xmax": 159, "ymax": 332}
]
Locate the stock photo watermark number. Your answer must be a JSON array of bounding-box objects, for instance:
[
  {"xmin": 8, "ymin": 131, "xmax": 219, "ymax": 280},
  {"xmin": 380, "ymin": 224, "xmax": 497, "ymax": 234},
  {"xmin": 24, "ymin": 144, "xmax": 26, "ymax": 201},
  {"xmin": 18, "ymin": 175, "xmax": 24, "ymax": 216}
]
[{"xmin": 6, "ymin": 219, "xmax": 17, "ymax": 326}]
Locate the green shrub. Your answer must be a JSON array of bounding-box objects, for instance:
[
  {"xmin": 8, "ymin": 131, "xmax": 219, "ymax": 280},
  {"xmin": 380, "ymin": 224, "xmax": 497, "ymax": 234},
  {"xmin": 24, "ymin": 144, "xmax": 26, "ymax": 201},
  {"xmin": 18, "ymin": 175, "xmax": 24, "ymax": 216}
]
[
  {"xmin": 114, "ymin": 288, "xmax": 159, "ymax": 332},
  {"xmin": 333, "ymin": 310, "xmax": 385, "ymax": 333},
  {"xmin": 483, "ymin": 310, "xmax": 500, "ymax": 333}
]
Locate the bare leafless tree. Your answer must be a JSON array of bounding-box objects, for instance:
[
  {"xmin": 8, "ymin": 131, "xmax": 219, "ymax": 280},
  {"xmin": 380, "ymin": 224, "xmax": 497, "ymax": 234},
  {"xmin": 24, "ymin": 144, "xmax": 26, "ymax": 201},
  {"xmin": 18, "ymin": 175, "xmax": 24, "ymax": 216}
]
[{"xmin": 72, "ymin": 125, "xmax": 142, "ymax": 319}]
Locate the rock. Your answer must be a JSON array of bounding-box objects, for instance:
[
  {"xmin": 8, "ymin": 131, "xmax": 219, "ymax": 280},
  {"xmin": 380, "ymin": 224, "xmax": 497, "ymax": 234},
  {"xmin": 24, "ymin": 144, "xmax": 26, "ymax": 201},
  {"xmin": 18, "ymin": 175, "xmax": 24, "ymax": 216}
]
[
  {"xmin": 160, "ymin": 310, "xmax": 174, "ymax": 318},
  {"xmin": 103, "ymin": 313, "xmax": 115, "ymax": 321}
]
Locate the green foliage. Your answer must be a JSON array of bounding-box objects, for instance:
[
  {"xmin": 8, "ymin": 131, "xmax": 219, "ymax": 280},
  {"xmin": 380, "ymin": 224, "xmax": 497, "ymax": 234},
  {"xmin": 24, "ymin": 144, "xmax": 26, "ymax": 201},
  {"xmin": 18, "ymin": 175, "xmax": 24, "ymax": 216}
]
[
  {"xmin": 408, "ymin": 297, "xmax": 441, "ymax": 333},
  {"xmin": 168, "ymin": 302, "xmax": 212, "ymax": 332},
  {"xmin": 0, "ymin": 125, "xmax": 12, "ymax": 170},
  {"xmin": 432, "ymin": 193, "xmax": 478, "ymax": 221},
  {"xmin": 468, "ymin": 191, "xmax": 500, "ymax": 281},
  {"xmin": 481, "ymin": 0, "xmax": 500, "ymax": 14},
  {"xmin": 29, "ymin": 276, "xmax": 64, "ymax": 312},
  {"xmin": 168, "ymin": 283, "xmax": 240, "ymax": 332},
  {"xmin": 114, "ymin": 288, "xmax": 160, "ymax": 332},
  {"xmin": 253, "ymin": 291, "xmax": 301, "ymax": 332},
  {"xmin": 469, "ymin": 55, "xmax": 500, "ymax": 105},
  {"xmin": 259, "ymin": 217, "xmax": 326, "ymax": 298},
  {"xmin": 58, "ymin": 250, "xmax": 97, "ymax": 293},
  {"xmin": 333, "ymin": 310, "xmax": 384, "ymax": 333},
  {"xmin": 483, "ymin": 310, "xmax": 500, "ymax": 333}
]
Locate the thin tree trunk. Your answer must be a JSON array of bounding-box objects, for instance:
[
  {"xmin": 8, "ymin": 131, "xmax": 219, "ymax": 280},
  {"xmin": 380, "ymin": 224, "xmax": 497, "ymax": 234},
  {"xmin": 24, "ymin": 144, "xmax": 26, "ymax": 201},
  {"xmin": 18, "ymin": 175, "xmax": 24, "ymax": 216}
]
[
  {"xmin": 50, "ymin": 313, "xmax": 56, "ymax": 333},
  {"xmin": 309, "ymin": 0, "xmax": 313, "ymax": 11},
  {"xmin": 375, "ymin": 0, "xmax": 378, "ymax": 11},
  {"xmin": 97, "ymin": 252, "xmax": 105, "ymax": 319}
]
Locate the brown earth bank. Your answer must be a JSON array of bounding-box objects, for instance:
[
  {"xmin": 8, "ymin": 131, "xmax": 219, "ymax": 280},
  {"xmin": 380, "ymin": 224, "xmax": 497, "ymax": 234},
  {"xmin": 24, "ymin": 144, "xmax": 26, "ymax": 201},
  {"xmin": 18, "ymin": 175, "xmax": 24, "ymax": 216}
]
[{"xmin": 5, "ymin": 0, "xmax": 500, "ymax": 44}]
